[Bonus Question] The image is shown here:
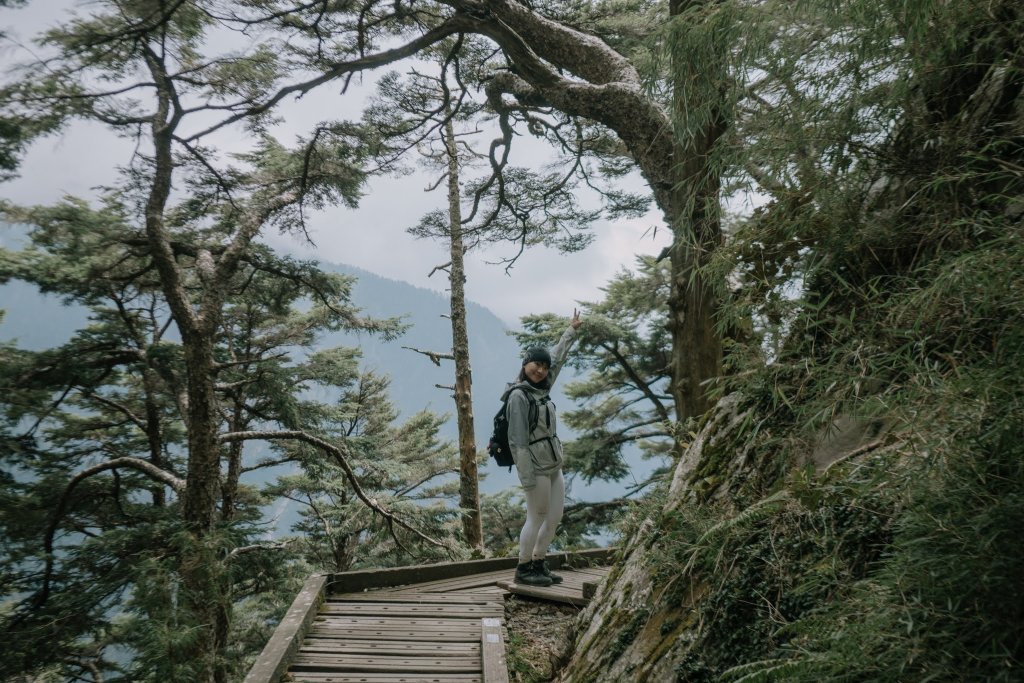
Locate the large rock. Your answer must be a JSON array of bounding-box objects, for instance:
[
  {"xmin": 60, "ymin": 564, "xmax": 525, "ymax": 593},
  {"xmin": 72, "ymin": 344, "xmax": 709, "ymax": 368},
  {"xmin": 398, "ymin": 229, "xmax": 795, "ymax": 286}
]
[{"xmin": 557, "ymin": 395, "xmax": 748, "ymax": 682}]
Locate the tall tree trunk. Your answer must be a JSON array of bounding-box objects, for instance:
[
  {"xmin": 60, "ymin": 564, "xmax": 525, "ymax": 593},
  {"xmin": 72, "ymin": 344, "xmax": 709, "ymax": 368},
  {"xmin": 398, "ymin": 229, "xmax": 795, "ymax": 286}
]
[
  {"xmin": 181, "ymin": 337, "xmax": 224, "ymax": 534},
  {"xmin": 443, "ymin": 115, "xmax": 484, "ymax": 550},
  {"xmin": 222, "ymin": 398, "xmax": 246, "ymax": 520},
  {"xmin": 180, "ymin": 335, "xmax": 228, "ymax": 683},
  {"xmin": 666, "ymin": 0, "xmax": 725, "ymax": 422},
  {"xmin": 141, "ymin": 69, "xmax": 227, "ymax": 679}
]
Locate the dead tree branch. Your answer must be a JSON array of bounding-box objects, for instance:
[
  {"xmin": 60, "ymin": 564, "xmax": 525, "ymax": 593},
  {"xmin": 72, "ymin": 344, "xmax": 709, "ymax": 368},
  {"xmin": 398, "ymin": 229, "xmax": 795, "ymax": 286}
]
[{"xmin": 402, "ymin": 346, "xmax": 455, "ymax": 366}]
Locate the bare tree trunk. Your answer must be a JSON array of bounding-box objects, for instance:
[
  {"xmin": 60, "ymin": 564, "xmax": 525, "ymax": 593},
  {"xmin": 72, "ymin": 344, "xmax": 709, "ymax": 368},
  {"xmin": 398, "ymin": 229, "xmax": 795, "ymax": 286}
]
[{"xmin": 443, "ymin": 115, "xmax": 484, "ymax": 550}]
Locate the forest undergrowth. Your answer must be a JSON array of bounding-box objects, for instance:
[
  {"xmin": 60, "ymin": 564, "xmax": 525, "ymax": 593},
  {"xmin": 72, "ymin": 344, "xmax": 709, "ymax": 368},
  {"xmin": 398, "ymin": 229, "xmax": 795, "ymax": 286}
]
[{"xmin": 561, "ymin": 0, "xmax": 1024, "ymax": 680}]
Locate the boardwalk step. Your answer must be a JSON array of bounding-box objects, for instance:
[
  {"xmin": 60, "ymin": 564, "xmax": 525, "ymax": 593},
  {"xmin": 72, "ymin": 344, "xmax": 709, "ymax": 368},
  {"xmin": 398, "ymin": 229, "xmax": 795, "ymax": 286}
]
[
  {"xmin": 301, "ymin": 640, "xmax": 479, "ymax": 656},
  {"xmin": 329, "ymin": 593, "xmax": 503, "ymax": 604},
  {"xmin": 307, "ymin": 627, "xmax": 482, "ymax": 642},
  {"xmin": 287, "ymin": 674, "xmax": 482, "ymax": 683},
  {"xmin": 495, "ymin": 580, "xmax": 590, "ymax": 607},
  {"xmin": 319, "ymin": 604, "xmax": 503, "ymax": 618},
  {"xmin": 290, "ymin": 654, "xmax": 480, "ymax": 673},
  {"xmin": 282, "ymin": 559, "xmax": 612, "ymax": 683}
]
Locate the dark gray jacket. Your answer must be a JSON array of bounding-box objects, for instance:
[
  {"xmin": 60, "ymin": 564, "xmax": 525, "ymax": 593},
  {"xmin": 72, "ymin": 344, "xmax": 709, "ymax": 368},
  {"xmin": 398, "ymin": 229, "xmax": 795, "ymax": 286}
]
[{"xmin": 501, "ymin": 325, "xmax": 577, "ymax": 489}]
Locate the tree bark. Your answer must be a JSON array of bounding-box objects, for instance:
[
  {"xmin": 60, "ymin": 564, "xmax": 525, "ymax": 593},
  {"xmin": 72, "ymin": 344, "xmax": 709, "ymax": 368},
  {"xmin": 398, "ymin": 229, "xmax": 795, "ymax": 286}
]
[
  {"xmin": 443, "ymin": 115, "xmax": 484, "ymax": 550},
  {"xmin": 142, "ymin": 367, "xmax": 167, "ymax": 507},
  {"xmin": 141, "ymin": 43, "xmax": 226, "ymax": 683}
]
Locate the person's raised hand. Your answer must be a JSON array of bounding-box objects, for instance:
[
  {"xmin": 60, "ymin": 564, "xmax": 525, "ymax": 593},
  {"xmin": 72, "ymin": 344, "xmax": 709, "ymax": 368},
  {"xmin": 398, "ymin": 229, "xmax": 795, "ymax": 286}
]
[{"xmin": 570, "ymin": 308, "xmax": 583, "ymax": 330}]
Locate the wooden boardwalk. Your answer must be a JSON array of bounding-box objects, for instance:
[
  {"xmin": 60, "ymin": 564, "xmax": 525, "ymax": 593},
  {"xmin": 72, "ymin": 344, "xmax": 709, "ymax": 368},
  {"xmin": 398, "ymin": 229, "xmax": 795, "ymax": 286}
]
[{"xmin": 244, "ymin": 549, "xmax": 614, "ymax": 683}]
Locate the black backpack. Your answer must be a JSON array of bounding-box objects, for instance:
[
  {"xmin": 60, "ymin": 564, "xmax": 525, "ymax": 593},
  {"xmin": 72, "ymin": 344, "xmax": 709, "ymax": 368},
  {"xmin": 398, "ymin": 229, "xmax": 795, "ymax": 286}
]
[{"xmin": 487, "ymin": 388, "xmax": 544, "ymax": 470}]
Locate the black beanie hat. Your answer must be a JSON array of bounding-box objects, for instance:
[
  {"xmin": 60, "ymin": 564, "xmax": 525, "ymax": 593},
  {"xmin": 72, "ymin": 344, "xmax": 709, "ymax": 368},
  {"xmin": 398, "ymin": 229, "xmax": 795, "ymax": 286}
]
[{"xmin": 523, "ymin": 346, "xmax": 552, "ymax": 367}]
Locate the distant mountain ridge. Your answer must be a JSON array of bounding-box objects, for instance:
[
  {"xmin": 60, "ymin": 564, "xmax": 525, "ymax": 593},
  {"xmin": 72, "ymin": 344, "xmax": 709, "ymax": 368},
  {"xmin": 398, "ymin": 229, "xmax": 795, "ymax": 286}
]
[{"xmin": 0, "ymin": 229, "xmax": 529, "ymax": 491}]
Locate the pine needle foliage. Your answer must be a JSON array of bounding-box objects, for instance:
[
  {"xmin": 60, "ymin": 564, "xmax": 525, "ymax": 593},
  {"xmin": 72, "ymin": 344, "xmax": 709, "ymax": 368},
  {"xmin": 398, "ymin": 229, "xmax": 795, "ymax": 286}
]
[{"xmin": 0, "ymin": 210, "xmax": 464, "ymax": 679}]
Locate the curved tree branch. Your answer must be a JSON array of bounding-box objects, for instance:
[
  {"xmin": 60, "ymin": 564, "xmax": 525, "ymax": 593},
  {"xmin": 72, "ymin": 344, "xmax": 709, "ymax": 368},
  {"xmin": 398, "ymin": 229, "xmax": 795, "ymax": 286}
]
[
  {"xmin": 16, "ymin": 457, "xmax": 185, "ymax": 623},
  {"xmin": 184, "ymin": 17, "xmax": 475, "ymax": 144},
  {"xmin": 599, "ymin": 341, "xmax": 672, "ymax": 423},
  {"xmin": 218, "ymin": 430, "xmax": 455, "ymax": 555}
]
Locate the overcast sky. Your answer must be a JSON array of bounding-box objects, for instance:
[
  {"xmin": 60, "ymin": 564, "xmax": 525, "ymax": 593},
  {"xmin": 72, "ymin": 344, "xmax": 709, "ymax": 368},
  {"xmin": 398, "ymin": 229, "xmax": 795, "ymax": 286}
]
[{"xmin": 0, "ymin": 3, "xmax": 673, "ymax": 327}]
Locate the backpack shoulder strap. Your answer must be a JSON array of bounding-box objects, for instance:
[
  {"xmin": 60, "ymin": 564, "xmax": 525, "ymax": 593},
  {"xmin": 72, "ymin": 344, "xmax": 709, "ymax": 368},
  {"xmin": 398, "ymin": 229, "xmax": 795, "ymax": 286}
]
[{"xmin": 508, "ymin": 387, "xmax": 540, "ymax": 432}]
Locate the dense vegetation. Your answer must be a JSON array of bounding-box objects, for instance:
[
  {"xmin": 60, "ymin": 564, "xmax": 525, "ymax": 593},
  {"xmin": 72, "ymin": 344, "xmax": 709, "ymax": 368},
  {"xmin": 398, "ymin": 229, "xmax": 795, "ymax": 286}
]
[
  {"xmin": 559, "ymin": 0, "xmax": 1024, "ymax": 681},
  {"xmin": 1, "ymin": 0, "xmax": 1021, "ymax": 682}
]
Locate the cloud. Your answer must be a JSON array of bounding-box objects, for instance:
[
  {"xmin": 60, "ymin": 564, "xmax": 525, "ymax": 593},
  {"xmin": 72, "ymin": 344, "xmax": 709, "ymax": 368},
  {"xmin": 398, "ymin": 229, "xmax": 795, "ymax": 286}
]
[{"xmin": 259, "ymin": 167, "xmax": 671, "ymax": 327}]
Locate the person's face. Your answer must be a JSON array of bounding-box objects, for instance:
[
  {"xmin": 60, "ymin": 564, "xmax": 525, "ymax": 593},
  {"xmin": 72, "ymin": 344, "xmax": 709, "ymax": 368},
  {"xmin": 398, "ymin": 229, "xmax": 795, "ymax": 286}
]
[{"xmin": 523, "ymin": 360, "xmax": 550, "ymax": 384}]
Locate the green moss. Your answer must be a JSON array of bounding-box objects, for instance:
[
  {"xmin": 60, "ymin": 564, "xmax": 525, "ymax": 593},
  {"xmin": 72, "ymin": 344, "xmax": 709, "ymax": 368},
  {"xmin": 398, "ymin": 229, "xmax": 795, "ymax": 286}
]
[{"xmin": 607, "ymin": 607, "xmax": 650, "ymax": 662}]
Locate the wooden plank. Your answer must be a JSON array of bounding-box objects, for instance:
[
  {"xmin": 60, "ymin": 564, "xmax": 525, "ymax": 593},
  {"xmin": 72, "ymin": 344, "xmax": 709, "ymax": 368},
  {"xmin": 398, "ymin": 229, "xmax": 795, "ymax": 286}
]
[
  {"xmin": 327, "ymin": 557, "xmax": 520, "ymax": 593},
  {"xmin": 326, "ymin": 548, "xmax": 615, "ymax": 594},
  {"xmin": 301, "ymin": 640, "xmax": 479, "ymax": 656},
  {"xmin": 329, "ymin": 593, "xmax": 503, "ymax": 604},
  {"xmin": 545, "ymin": 571, "xmax": 598, "ymax": 585},
  {"xmin": 288, "ymin": 673, "xmax": 482, "ymax": 683},
  {"xmin": 379, "ymin": 569, "xmax": 515, "ymax": 595},
  {"xmin": 290, "ymin": 654, "xmax": 480, "ymax": 673},
  {"xmin": 244, "ymin": 573, "xmax": 327, "ymax": 683},
  {"xmin": 313, "ymin": 616, "xmax": 484, "ymax": 629},
  {"xmin": 310, "ymin": 620, "xmax": 483, "ymax": 632},
  {"xmin": 306, "ymin": 627, "xmax": 482, "ymax": 643},
  {"xmin": 320, "ymin": 604, "xmax": 503, "ymax": 618},
  {"xmin": 460, "ymin": 586, "xmax": 508, "ymax": 595},
  {"xmin": 310, "ymin": 627, "xmax": 481, "ymax": 639},
  {"xmin": 480, "ymin": 618, "xmax": 509, "ymax": 683}
]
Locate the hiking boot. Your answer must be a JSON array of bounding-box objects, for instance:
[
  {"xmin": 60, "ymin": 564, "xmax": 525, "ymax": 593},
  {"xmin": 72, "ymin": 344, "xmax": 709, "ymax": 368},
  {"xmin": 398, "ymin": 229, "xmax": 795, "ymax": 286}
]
[
  {"xmin": 532, "ymin": 559, "xmax": 563, "ymax": 585},
  {"xmin": 514, "ymin": 561, "xmax": 553, "ymax": 587}
]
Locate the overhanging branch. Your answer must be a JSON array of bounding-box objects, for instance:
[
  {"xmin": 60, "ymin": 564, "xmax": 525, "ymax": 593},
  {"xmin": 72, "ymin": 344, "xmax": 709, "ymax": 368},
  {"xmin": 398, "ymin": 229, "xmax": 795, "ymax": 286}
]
[
  {"xmin": 219, "ymin": 430, "xmax": 455, "ymax": 555},
  {"xmin": 184, "ymin": 17, "xmax": 474, "ymax": 143},
  {"xmin": 17, "ymin": 457, "xmax": 185, "ymax": 622}
]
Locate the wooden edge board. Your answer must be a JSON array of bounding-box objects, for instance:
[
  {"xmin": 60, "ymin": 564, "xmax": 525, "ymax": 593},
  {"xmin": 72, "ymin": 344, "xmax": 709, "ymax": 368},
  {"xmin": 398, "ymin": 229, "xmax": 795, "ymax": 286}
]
[
  {"xmin": 495, "ymin": 580, "xmax": 589, "ymax": 607},
  {"xmin": 327, "ymin": 548, "xmax": 616, "ymax": 593},
  {"xmin": 319, "ymin": 606, "xmax": 504, "ymax": 617},
  {"xmin": 329, "ymin": 593, "xmax": 503, "ymax": 604},
  {"xmin": 243, "ymin": 573, "xmax": 327, "ymax": 683},
  {"xmin": 480, "ymin": 618, "xmax": 509, "ymax": 683},
  {"xmin": 304, "ymin": 630, "xmax": 483, "ymax": 643},
  {"xmin": 372, "ymin": 569, "xmax": 517, "ymax": 595}
]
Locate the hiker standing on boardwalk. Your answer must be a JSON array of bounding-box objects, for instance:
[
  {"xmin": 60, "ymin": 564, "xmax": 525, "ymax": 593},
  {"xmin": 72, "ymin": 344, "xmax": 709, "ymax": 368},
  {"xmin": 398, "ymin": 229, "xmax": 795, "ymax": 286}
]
[{"xmin": 503, "ymin": 309, "xmax": 584, "ymax": 586}]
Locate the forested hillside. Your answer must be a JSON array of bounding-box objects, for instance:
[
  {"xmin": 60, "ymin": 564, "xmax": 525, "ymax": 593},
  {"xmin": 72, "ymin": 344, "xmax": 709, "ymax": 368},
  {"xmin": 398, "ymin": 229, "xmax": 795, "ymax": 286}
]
[
  {"xmin": 1, "ymin": 1, "xmax": 1021, "ymax": 682},
  {"xmin": 0, "ymin": 228, "xmax": 521, "ymax": 457}
]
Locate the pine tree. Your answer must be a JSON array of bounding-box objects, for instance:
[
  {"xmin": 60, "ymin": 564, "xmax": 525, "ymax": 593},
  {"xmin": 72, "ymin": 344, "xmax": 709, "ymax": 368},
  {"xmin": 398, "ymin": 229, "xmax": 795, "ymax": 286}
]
[
  {"xmin": 364, "ymin": 38, "xmax": 613, "ymax": 549},
  {"xmin": 0, "ymin": 201, "xmax": 468, "ymax": 679},
  {"xmin": 0, "ymin": 3, "xmax": 463, "ymax": 678}
]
